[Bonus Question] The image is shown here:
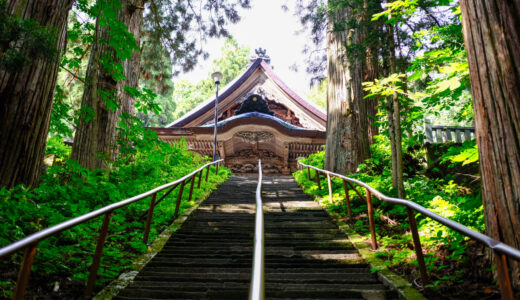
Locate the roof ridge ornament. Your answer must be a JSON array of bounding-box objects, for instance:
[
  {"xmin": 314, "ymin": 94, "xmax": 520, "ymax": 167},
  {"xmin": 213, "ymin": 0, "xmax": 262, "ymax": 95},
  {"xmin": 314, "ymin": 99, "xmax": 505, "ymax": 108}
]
[{"xmin": 250, "ymin": 48, "xmax": 271, "ymax": 64}]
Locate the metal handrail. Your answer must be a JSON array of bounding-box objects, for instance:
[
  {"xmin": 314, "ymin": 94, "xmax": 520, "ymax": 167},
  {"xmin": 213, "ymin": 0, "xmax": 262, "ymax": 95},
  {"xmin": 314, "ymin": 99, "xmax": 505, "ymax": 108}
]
[
  {"xmin": 249, "ymin": 160, "xmax": 265, "ymax": 300},
  {"xmin": 0, "ymin": 159, "xmax": 223, "ymax": 299},
  {"xmin": 298, "ymin": 161, "xmax": 519, "ymax": 299}
]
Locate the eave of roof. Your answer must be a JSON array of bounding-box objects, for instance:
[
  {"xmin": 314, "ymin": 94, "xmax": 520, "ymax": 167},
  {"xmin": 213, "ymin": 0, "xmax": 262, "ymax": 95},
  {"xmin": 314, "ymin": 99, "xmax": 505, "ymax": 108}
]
[
  {"xmin": 151, "ymin": 112, "xmax": 326, "ymax": 139},
  {"xmin": 167, "ymin": 59, "xmax": 263, "ymax": 127},
  {"xmin": 167, "ymin": 58, "xmax": 326, "ymax": 128}
]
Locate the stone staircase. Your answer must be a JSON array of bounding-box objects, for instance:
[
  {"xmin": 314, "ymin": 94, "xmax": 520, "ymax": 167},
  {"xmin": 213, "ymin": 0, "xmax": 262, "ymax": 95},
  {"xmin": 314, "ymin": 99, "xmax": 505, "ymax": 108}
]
[{"xmin": 114, "ymin": 176, "xmax": 398, "ymax": 299}]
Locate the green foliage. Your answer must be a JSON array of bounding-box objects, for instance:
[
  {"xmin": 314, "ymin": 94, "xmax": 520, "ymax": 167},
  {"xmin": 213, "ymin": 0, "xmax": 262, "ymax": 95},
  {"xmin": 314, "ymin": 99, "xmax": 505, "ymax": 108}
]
[
  {"xmin": 49, "ymin": 85, "xmax": 75, "ymax": 138},
  {"xmin": 306, "ymin": 79, "xmax": 327, "ymax": 109},
  {"xmin": 137, "ymin": 30, "xmax": 175, "ymax": 127},
  {"xmin": 368, "ymin": 1, "xmax": 472, "ymax": 127},
  {"xmin": 0, "ymin": 0, "xmax": 58, "ymax": 72},
  {"xmin": 363, "ymin": 73, "xmax": 425, "ymax": 146},
  {"xmin": 441, "ymin": 140, "xmax": 479, "ymax": 166},
  {"xmin": 45, "ymin": 136, "xmax": 72, "ymax": 162},
  {"xmin": 0, "ymin": 139, "xmax": 231, "ymax": 296}
]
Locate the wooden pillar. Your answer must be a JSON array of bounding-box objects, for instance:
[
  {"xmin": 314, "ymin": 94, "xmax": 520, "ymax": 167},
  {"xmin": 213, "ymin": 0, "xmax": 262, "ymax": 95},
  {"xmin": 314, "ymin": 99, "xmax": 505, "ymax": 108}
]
[{"xmin": 282, "ymin": 142, "xmax": 290, "ymax": 175}]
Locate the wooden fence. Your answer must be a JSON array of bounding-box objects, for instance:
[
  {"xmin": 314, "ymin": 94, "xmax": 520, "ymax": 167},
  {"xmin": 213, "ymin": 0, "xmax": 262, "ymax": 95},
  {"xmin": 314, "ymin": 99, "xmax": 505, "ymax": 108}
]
[{"xmin": 425, "ymin": 119, "xmax": 475, "ymax": 143}]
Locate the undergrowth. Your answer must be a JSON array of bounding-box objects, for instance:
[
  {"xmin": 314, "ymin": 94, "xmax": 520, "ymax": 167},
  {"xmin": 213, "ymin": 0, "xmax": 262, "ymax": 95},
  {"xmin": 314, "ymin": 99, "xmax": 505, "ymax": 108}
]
[{"xmin": 0, "ymin": 137, "xmax": 231, "ymax": 298}]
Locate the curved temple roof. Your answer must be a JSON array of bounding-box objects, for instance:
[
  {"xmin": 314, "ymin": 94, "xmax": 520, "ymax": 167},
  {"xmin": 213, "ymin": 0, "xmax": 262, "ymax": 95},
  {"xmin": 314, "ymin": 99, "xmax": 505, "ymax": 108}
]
[
  {"xmin": 200, "ymin": 112, "xmax": 313, "ymax": 131},
  {"xmin": 151, "ymin": 111, "xmax": 326, "ymax": 139},
  {"xmin": 167, "ymin": 58, "xmax": 326, "ymax": 129}
]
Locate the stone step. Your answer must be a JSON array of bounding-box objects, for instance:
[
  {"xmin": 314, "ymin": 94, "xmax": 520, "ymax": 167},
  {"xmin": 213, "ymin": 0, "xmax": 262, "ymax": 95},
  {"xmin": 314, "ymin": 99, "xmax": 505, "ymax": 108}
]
[
  {"xmin": 134, "ymin": 272, "xmax": 379, "ymax": 283},
  {"xmin": 115, "ymin": 287, "xmax": 396, "ymax": 300},
  {"xmin": 137, "ymin": 266, "xmax": 371, "ymax": 275},
  {"xmin": 125, "ymin": 281, "xmax": 389, "ymax": 291},
  {"xmin": 114, "ymin": 290, "xmax": 368, "ymax": 300},
  {"xmin": 144, "ymin": 259, "xmax": 366, "ymax": 268},
  {"xmin": 114, "ymin": 176, "xmax": 397, "ymax": 299}
]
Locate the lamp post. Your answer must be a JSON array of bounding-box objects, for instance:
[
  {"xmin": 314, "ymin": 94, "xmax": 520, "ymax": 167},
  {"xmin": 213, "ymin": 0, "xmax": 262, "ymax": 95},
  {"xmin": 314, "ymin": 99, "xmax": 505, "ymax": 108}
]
[{"xmin": 211, "ymin": 72, "xmax": 223, "ymax": 162}]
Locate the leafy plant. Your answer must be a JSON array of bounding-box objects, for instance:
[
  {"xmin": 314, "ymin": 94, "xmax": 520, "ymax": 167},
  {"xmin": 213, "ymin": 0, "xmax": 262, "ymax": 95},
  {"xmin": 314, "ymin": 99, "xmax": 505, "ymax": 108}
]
[{"xmin": 0, "ymin": 138, "xmax": 231, "ymax": 297}]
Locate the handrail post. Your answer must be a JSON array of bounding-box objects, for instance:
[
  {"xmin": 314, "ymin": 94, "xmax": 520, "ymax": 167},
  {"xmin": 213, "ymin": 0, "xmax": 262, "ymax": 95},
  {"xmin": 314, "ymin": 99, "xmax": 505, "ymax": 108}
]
[
  {"xmin": 407, "ymin": 207, "xmax": 428, "ymax": 285},
  {"xmin": 188, "ymin": 174, "xmax": 196, "ymax": 202},
  {"xmin": 327, "ymin": 173, "xmax": 333, "ymax": 201},
  {"xmin": 342, "ymin": 180, "xmax": 352, "ymax": 220},
  {"xmin": 495, "ymin": 251, "xmax": 514, "ymax": 300},
  {"xmin": 366, "ymin": 189, "xmax": 378, "ymax": 250},
  {"xmin": 12, "ymin": 243, "xmax": 38, "ymax": 300},
  {"xmin": 315, "ymin": 171, "xmax": 321, "ymax": 190},
  {"xmin": 307, "ymin": 167, "xmax": 311, "ymax": 180},
  {"xmin": 205, "ymin": 165, "xmax": 210, "ymax": 182},
  {"xmin": 197, "ymin": 169, "xmax": 203, "ymax": 188},
  {"xmin": 215, "ymin": 161, "xmax": 219, "ymax": 174},
  {"xmin": 143, "ymin": 193, "xmax": 157, "ymax": 244},
  {"xmin": 174, "ymin": 180, "xmax": 186, "ymax": 219},
  {"xmin": 85, "ymin": 212, "xmax": 112, "ymax": 297}
]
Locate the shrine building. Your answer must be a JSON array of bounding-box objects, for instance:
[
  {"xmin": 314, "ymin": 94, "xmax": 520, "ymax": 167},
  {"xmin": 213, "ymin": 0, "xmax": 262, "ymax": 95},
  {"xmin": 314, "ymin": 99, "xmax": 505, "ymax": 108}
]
[{"xmin": 151, "ymin": 50, "xmax": 326, "ymax": 174}]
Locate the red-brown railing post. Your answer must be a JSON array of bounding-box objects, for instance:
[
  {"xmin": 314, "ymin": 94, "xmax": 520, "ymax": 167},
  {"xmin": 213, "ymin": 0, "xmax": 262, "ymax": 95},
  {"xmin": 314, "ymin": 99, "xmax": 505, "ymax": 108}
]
[
  {"xmin": 215, "ymin": 161, "xmax": 219, "ymax": 174},
  {"xmin": 327, "ymin": 173, "xmax": 333, "ymax": 201},
  {"xmin": 188, "ymin": 175, "xmax": 196, "ymax": 202},
  {"xmin": 174, "ymin": 180, "xmax": 186, "ymax": 219},
  {"xmin": 307, "ymin": 167, "xmax": 311, "ymax": 180},
  {"xmin": 197, "ymin": 169, "xmax": 203, "ymax": 188},
  {"xmin": 85, "ymin": 212, "xmax": 112, "ymax": 297},
  {"xmin": 315, "ymin": 171, "xmax": 321, "ymax": 190},
  {"xmin": 366, "ymin": 189, "xmax": 378, "ymax": 250},
  {"xmin": 13, "ymin": 243, "xmax": 38, "ymax": 300},
  {"xmin": 495, "ymin": 251, "xmax": 514, "ymax": 300},
  {"xmin": 143, "ymin": 193, "xmax": 157, "ymax": 244},
  {"xmin": 205, "ymin": 166, "xmax": 210, "ymax": 182},
  {"xmin": 407, "ymin": 207, "xmax": 428, "ymax": 285},
  {"xmin": 342, "ymin": 180, "xmax": 352, "ymax": 220}
]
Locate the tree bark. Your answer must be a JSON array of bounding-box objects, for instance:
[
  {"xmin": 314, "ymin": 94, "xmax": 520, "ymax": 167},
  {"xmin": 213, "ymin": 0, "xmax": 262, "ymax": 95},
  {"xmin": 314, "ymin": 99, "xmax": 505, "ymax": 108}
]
[
  {"xmin": 365, "ymin": 45, "xmax": 380, "ymax": 144},
  {"xmin": 353, "ymin": 28, "xmax": 370, "ymax": 163},
  {"xmin": 117, "ymin": 1, "xmax": 145, "ymax": 156},
  {"xmin": 119, "ymin": 2, "xmax": 145, "ymax": 118},
  {"xmin": 72, "ymin": 1, "xmax": 144, "ymax": 170},
  {"xmin": 460, "ymin": 0, "xmax": 520, "ymax": 287},
  {"xmin": 387, "ymin": 23, "xmax": 405, "ymax": 198},
  {"xmin": 363, "ymin": 0, "xmax": 381, "ymax": 145},
  {"xmin": 0, "ymin": 0, "xmax": 74, "ymax": 188},
  {"xmin": 324, "ymin": 4, "xmax": 365, "ymax": 174}
]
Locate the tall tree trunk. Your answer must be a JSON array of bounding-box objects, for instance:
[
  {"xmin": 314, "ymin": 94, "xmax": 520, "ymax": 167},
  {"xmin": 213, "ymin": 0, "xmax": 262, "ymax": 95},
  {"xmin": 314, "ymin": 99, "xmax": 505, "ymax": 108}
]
[
  {"xmin": 460, "ymin": 0, "xmax": 520, "ymax": 288},
  {"xmin": 353, "ymin": 28, "xmax": 370, "ymax": 163},
  {"xmin": 0, "ymin": 0, "xmax": 74, "ymax": 188},
  {"xmin": 117, "ymin": 1, "xmax": 144, "ymax": 153},
  {"xmin": 72, "ymin": 1, "xmax": 144, "ymax": 170},
  {"xmin": 387, "ymin": 23, "xmax": 405, "ymax": 198},
  {"xmin": 324, "ymin": 4, "xmax": 365, "ymax": 174},
  {"xmin": 119, "ymin": 2, "xmax": 145, "ymax": 117},
  {"xmin": 365, "ymin": 45, "xmax": 380, "ymax": 144},
  {"xmin": 363, "ymin": 0, "xmax": 381, "ymax": 145}
]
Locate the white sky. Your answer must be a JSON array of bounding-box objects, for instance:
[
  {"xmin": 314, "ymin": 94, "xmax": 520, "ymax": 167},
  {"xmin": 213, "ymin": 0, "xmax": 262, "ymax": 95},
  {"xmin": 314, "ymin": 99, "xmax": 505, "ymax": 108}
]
[{"xmin": 179, "ymin": 0, "xmax": 315, "ymax": 97}]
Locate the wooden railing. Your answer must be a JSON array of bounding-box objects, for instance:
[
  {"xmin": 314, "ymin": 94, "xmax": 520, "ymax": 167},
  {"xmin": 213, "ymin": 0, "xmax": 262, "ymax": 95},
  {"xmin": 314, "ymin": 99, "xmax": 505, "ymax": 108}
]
[
  {"xmin": 298, "ymin": 161, "xmax": 520, "ymax": 300},
  {"xmin": 0, "ymin": 159, "xmax": 223, "ymax": 299},
  {"xmin": 425, "ymin": 119, "xmax": 475, "ymax": 143}
]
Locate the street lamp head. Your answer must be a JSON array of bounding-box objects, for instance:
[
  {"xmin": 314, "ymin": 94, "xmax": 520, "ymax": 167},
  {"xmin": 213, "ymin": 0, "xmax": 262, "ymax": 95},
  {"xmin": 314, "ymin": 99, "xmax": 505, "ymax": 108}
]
[{"xmin": 211, "ymin": 71, "xmax": 223, "ymax": 85}]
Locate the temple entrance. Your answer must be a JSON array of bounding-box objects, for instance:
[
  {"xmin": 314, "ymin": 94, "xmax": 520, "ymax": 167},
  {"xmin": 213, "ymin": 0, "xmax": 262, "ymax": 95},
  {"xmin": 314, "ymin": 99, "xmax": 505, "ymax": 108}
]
[{"xmin": 224, "ymin": 131, "xmax": 284, "ymax": 174}]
